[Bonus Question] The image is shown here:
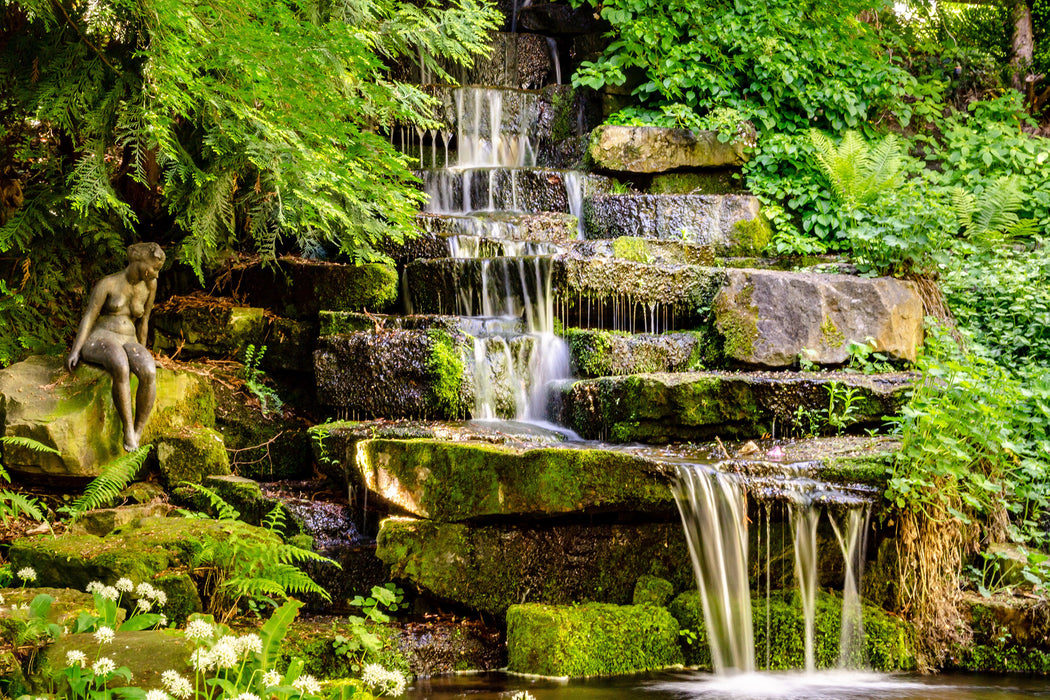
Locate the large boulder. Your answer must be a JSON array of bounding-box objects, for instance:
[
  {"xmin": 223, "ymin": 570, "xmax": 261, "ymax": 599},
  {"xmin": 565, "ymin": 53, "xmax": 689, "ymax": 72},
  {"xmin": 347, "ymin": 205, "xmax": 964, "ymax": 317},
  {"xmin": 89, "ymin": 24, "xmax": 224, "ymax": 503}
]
[
  {"xmin": 588, "ymin": 125, "xmax": 748, "ymax": 172},
  {"xmin": 0, "ymin": 356, "xmax": 216, "ymax": 479},
  {"xmin": 506, "ymin": 603, "xmax": 683, "ymax": 677},
  {"xmin": 353, "ymin": 438, "xmax": 674, "ymax": 521},
  {"xmin": 712, "ymin": 269, "xmax": 924, "ymax": 367}
]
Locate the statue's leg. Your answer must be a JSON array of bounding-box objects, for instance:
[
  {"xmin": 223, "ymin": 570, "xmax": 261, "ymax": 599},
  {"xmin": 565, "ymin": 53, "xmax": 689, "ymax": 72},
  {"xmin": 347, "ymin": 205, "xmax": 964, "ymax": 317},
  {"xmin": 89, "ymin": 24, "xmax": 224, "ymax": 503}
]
[
  {"xmin": 125, "ymin": 342, "xmax": 157, "ymax": 442},
  {"xmin": 81, "ymin": 333, "xmax": 137, "ymax": 451}
]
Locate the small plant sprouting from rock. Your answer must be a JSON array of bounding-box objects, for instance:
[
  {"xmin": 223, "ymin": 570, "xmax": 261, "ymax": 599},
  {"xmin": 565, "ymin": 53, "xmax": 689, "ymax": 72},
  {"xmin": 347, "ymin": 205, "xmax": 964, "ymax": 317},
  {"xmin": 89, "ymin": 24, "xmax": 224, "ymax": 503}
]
[
  {"xmin": 333, "ymin": 583, "xmax": 405, "ymax": 674},
  {"xmin": 243, "ymin": 344, "xmax": 283, "ymax": 416}
]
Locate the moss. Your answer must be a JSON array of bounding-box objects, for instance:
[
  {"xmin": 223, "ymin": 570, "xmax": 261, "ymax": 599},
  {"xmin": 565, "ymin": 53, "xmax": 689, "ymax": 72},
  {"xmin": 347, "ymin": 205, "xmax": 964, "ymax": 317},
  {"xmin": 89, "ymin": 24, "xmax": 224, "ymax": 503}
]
[
  {"xmin": 317, "ymin": 263, "xmax": 399, "ymax": 312},
  {"xmin": 819, "ymin": 453, "xmax": 892, "ymax": 487},
  {"xmin": 154, "ymin": 424, "xmax": 231, "ymax": 488},
  {"xmin": 153, "ymin": 572, "xmax": 202, "ymax": 625},
  {"xmin": 507, "ymin": 602, "xmax": 683, "ymax": 677},
  {"xmin": 633, "ymin": 576, "xmax": 675, "ymax": 607},
  {"xmin": 668, "ymin": 590, "xmax": 916, "ymax": 671},
  {"xmin": 425, "ymin": 329, "xmax": 467, "ymax": 418},
  {"xmin": 727, "ymin": 216, "xmax": 773, "ymax": 255},
  {"xmin": 610, "ymin": 236, "xmax": 654, "ymax": 264},
  {"xmin": 715, "ymin": 282, "xmax": 758, "ymax": 361},
  {"xmin": 820, "ymin": 316, "xmax": 846, "ymax": 350}
]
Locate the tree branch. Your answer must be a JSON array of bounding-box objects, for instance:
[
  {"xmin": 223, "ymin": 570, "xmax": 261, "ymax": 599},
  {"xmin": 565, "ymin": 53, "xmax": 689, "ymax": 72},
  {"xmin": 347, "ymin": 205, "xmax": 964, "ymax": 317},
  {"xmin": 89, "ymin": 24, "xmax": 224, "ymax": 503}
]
[{"xmin": 51, "ymin": 0, "xmax": 121, "ymax": 75}]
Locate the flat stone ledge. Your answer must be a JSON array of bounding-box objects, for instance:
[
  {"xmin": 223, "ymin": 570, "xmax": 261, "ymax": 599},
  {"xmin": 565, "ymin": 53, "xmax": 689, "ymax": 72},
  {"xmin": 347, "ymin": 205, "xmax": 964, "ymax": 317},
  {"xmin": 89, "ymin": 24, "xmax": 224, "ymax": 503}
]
[{"xmin": 588, "ymin": 125, "xmax": 748, "ymax": 173}]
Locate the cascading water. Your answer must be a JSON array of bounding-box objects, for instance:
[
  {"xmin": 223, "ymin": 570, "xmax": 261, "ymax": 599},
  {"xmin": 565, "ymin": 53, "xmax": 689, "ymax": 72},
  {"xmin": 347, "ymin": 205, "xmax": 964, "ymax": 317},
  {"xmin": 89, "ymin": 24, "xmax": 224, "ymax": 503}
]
[
  {"xmin": 673, "ymin": 460, "xmax": 879, "ymax": 677},
  {"xmin": 672, "ymin": 465, "xmax": 755, "ymax": 675},
  {"xmin": 413, "ymin": 85, "xmax": 587, "ymax": 421}
]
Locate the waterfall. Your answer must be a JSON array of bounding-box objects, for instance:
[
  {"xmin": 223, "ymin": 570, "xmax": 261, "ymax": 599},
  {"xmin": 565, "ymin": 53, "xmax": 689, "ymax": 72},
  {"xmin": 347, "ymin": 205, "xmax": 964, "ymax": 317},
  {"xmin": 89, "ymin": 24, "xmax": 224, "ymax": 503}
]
[
  {"xmin": 672, "ymin": 464, "xmax": 754, "ymax": 675},
  {"xmin": 790, "ymin": 504, "xmax": 820, "ymax": 674},
  {"xmin": 831, "ymin": 505, "xmax": 871, "ymax": 669}
]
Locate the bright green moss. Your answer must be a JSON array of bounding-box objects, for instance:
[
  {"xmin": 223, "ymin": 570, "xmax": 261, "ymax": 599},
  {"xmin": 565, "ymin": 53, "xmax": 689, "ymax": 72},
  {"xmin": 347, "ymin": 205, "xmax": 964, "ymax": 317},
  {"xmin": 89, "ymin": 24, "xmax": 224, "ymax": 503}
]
[
  {"xmin": 425, "ymin": 329, "xmax": 467, "ymax": 417},
  {"xmin": 611, "ymin": 236, "xmax": 654, "ymax": 263}
]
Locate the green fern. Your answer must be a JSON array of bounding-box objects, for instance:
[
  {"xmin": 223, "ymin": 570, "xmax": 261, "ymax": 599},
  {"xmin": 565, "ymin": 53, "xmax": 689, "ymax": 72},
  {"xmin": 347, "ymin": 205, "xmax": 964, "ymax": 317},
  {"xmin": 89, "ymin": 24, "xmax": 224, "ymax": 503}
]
[
  {"xmin": 0, "ymin": 436, "xmax": 57, "ymax": 524},
  {"xmin": 810, "ymin": 129, "xmax": 903, "ymax": 209},
  {"xmin": 954, "ymin": 175, "xmax": 1039, "ymax": 241},
  {"xmin": 180, "ymin": 481, "xmax": 241, "ymax": 521},
  {"xmin": 61, "ymin": 445, "xmax": 152, "ymax": 521}
]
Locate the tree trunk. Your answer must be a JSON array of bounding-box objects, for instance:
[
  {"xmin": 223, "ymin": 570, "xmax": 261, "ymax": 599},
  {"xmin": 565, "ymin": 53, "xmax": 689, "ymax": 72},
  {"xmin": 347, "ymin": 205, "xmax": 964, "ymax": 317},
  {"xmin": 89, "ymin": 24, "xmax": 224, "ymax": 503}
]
[{"xmin": 1011, "ymin": 0, "xmax": 1035, "ymax": 91}]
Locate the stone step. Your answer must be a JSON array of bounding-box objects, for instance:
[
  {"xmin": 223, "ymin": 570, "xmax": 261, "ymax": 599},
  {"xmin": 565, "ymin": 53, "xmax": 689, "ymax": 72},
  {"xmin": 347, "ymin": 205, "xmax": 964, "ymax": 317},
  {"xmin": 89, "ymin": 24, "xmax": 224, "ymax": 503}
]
[
  {"xmin": 582, "ymin": 193, "xmax": 770, "ymax": 254},
  {"xmin": 551, "ymin": 370, "xmax": 915, "ymax": 444},
  {"xmin": 419, "ymin": 167, "xmax": 615, "ymax": 215},
  {"xmin": 565, "ymin": 328, "xmax": 713, "ymax": 377},
  {"xmin": 318, "ymin": 311, "xmax": 525, "ymax": 338},
  {"xmin": 588, "ymin": 124, "xmax": 750, "ymax": 172}
]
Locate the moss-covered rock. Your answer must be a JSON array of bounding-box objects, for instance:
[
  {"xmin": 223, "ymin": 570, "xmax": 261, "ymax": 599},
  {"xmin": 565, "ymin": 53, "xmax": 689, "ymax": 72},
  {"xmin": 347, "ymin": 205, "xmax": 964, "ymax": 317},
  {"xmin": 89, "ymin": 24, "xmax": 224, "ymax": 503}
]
[
  {"xmin": 355, "ymin": 439, "xmax": 674, "ymax": 521},
  {"xmin": 72, "ymin": 503, "xmax": 174, "ymax": 537},
  {"xmin": 280, "ymin": 618, "xmax": 410, "ymax": 680},
  {"xmin": 376, "ymin": 518, "xmax": 692, "ymax": 616},
  {"xmin": 649, "ymin": 171, "xmax": 743, "ymax": 195},
  {"xmin": 153, "ymin": 299, "xmax": 267, "ymax": 360},
  {"xmin": 566, "ymin": 329, "xmax": 714, "ymax": 377},
  {"xmin": 633, "ymin": 576, "xmax": 675, "ymax": 607},
  {"xmin": 668, "ymin": 589, "xmax": 916, "ymax": 671},
  {"xmin": 0, "ymin": 356, "xmax": 215, "ymax": 479},
  {"xmin": 31, "ymin": 630, "xmax": 191, "ymax": 693},
  {"xmin": 554, "ymin": 370, "xmax": 913, "ymax": 443},
  {"xmin": 506, "ymin": 602, "xmax": 683, "ymax": 677},
  {"xmin": 155, "ymin": 424, "xmax": 230, "ymax": 487},
  {"xmin": 7, "ymin": 516, "xmax": 284, "ymax": 623},
  {"xmin": 948, "ymin": 593, "xmax": 1050, "ymax": 673}
]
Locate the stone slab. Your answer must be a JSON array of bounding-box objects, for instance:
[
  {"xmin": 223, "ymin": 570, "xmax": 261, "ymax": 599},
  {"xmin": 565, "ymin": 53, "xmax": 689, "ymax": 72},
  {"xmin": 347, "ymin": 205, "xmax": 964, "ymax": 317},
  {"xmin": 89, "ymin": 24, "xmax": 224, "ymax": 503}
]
[{"xmin": 588, "ymin": 125, "xmax": 747, "ymax": 172}]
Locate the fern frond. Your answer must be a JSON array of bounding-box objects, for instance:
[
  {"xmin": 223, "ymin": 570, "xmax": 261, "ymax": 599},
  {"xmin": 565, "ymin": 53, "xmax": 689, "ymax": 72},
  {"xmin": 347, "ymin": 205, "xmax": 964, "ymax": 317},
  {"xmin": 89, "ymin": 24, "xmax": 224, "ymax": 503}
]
[
  {"xmin": 857, "ymin": 133, "xmax": 902, "ymax": 201},
  {"xmin": 969, "ymin": 175, "xmax": 1028, "ymax": 239},
  {"xmin": 262, "ymin": 503, "xmax": 286, "ymax": 532},
  {"xmin": 0, "ymin": 490, "xmax": 46, "ymax": 524},
  {"xmin": 810, "ymin": 129, "xmax": 901, "ymax": 208},
  {"xmin": 276, "ymin": 541, "xmax": 340, "ymax": 566},
  {"xmin": 66, "ymin": 446, "xmax": 151, "ymax": 520},
  {"xmin": 0, "ymin": 436, "xmax": 61, "ymax": 454},
  {"xmin": 180, "ymin": 481, "xmax": 241, "ymax": 521}
]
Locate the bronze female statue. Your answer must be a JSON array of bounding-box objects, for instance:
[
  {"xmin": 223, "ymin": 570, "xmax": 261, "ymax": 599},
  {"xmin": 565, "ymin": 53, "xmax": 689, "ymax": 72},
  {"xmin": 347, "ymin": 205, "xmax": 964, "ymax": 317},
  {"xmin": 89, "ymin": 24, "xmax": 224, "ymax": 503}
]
[{"xmin": 67, "ymin": 242, "xmax": 166, "ymax": 452}]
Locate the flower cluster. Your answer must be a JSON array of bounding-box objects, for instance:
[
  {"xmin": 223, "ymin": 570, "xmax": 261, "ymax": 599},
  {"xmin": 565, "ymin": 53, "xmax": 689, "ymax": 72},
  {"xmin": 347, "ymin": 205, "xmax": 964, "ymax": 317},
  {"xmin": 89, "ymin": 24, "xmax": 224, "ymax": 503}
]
[
  {"xmin": 16, "ymin": 567, "xmax": 37, "ymax": 583},
  {"xmin": 361, "ymin": 664, "xmax": 407, "ymax": 697},
  {"xmin": 510, "ymin": 692, "xmax": 537, "ymax": 700},
  {"xmin": 161, "ymin": 670, "xmax": 193, "ymax": 699}
]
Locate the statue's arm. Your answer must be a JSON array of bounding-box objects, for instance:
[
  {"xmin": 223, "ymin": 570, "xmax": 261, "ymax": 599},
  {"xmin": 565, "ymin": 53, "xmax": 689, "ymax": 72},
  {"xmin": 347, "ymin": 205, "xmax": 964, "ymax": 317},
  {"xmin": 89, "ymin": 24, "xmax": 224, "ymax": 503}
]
[
  {"xmin": 137, "ymin": 279, "xmax": 157, "ymax": 346},
  {"xmin": 67, "ymin": 281, "xmax": 108, "ymax": 372}
]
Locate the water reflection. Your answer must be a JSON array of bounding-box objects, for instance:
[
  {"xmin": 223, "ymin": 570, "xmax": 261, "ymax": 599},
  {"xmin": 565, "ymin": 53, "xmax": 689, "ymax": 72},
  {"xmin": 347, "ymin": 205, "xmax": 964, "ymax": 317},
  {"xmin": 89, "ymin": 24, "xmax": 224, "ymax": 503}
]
[{"xmin": 404, "ymin": 671, "xmax": 1050, "ymax": 700}]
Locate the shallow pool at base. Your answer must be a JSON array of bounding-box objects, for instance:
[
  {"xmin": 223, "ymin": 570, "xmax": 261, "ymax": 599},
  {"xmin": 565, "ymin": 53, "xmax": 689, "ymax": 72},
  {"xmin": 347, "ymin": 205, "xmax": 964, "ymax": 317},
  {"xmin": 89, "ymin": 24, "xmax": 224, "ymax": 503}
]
[{"xmin": 404, "ymin": 671, "xmax": 1050, "ymax": 700}]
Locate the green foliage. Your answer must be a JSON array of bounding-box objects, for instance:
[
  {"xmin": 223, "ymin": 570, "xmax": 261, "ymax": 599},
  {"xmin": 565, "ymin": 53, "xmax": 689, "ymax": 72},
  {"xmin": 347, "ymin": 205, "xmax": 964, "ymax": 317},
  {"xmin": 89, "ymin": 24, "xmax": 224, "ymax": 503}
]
[
  {"xmin": 571, "ymin": 0, "xmax": 913, "ymax": 133},
  {"xmin": 604, "ymin": 105, "xmax": 756, "ymax": 145},
  {"xmin": 943, "ymin": 239, "xmax": 1050, "ymax": 369},
  {"xmin": 243, "ymin": 344, "xmax": 283, "ymax": 416},
  {"xmin": 333, "ymin": 583, "xmax": 405, "ymax": 673},
  {"xmin": 58, "ymin": 446, "xmax": 152, "ymax": 522},
  {"xmin": 425, "ymin": 329, "xmax": 465, "ymax": 418},
  {"xmin": 809, "ymin": 130, "xmax": 903, "ymax": 210},
  {"xmin": 886, "ymin": 325, "xmax": 1050, "ymax": 551},
  {"xmin": 180, "ymin": 481, "xmax": 241, "ymax": 521}
]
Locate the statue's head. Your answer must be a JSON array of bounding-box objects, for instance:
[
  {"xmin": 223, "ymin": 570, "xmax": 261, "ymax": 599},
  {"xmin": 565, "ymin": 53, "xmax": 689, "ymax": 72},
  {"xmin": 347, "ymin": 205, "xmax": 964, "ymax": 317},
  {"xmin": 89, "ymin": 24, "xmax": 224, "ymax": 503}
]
[{"xmin": 127, "ymin": 242, "xmax": 166, "ymax": 281}]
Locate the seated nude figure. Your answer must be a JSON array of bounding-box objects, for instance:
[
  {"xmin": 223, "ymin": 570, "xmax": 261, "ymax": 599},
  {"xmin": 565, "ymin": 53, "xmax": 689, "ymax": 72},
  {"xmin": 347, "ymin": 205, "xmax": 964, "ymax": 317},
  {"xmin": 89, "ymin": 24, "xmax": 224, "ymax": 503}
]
[{"xmin": 67, "ymin": 242, "xmax": 166, "ymax": 452}]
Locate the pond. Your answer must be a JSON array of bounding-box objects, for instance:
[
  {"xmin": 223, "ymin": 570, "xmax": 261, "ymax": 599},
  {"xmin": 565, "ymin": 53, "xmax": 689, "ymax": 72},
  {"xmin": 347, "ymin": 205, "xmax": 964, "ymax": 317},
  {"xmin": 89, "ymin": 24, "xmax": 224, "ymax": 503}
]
[{"xmin": 405, "ymin": 670, "xmax": 1050, "ymax": 700}]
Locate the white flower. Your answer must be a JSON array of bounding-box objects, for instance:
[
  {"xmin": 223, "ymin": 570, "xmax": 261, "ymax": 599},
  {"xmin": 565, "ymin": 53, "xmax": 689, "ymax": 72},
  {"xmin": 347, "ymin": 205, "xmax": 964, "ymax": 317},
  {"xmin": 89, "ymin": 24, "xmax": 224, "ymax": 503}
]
[
  {"xmin": 16, "ymin": 567, "xmax": 36, "ymax": 582},
  {"xmin": 66, "ymin": 650, "xmax": 88, "ymax": 667},
  {"xmin": 94, "ymin": 627, "xmax": 115, "ymax": 644},
  {"xmin": 100, "ymin": 586, "xmax": 120, "ymax": 601},
  {"xmin": 0, "ymin": 593, "xmax": 5, "ymax": 604},
  {"xmin": 115, "ymin": 578, "xmax": 134, "ymax": 592},
  {"xmin": 135, "ymin": 598, "xmax": 153, "ymax": 613},
  {"xmin": 234, "ymin": 633, "xmax": 262, "ymax": 655},
  {"xmin": 210, "ymin": 637, "xmax": 239, "ymax": 668},
  {"xmin": 184, "ymin": 618, "xmax": 214, "ymax": 641},
  {"xmin": 189, "ymin": 648, "xmax": 214, "ymax": 672},
  {"xmin": 92, "ymin": 657, "xmax": 117, "ymax": 675},
  {"xmin": 86, "ymin": 581, "xmax": 104, "ymax": 594},
  {"xmin": 262, "ymin": 670, "xmax": 282, "ymax": 687},
  {"xmin": 361, "ymin": 665, "xmax": 406, "ymax": 697},
  {"xmin": 161, "ymin": 671, "xmax": 192, "ymax": 699},
  {"xmin": 510, "ymin": 693, "xmax": 537, "ymax": 700},
  {"xmin": 151, "ymin": 589, "xmax": 167, "ymax": 606},
  {"xmin": 233, "ymin": 694, "xmax": 260, "ymax": 700},
  {"xmin": 146, "ymin": 690, "xmax": 169, "ymax": 700},
  {"xmin": 158, "ymin": 614, "xmax": 168, "ymax": 628},
  {"xmin": 135, "ymin": 582, "xmax": 156, "ymax": 598},
  {"xmin": 292, "ymin": 674, "xmax": 321, "ymax": 694}
]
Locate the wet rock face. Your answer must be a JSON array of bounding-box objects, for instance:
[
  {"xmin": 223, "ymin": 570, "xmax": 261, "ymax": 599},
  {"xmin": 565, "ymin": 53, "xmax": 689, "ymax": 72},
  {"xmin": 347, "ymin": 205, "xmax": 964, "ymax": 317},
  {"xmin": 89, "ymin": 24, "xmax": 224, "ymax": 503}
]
[
  {"xmin": 0, "ymin": 356, "xmax": 215, "ymax": 479},
  {"xmin": 419, "ymin": 168, "xmax": 611, "ymax": 214},
  {"xmin": 376, "ymin": 517, "xmax": 694, "ymax": 616},
  {"xmin": 712, "ymin": 269, "xmax": 924, "ymax": 367},
  {"xmin": 314, "ymin": 330, "xmax": 472, "ymax": 420},
  {"xmin": 588, "ymin": 125, "xmax": 748, "ymax": 173},
  {"xmin": 583, "ymin": 193, "xmax": 770, "ymax": 254},
  {"xmin": 553, "ymin": 370, "xmax": 914, "ymax": 443},
  {"xmin": 517, "ymin": 3, "xmax": 608, "ymax": 34}
]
